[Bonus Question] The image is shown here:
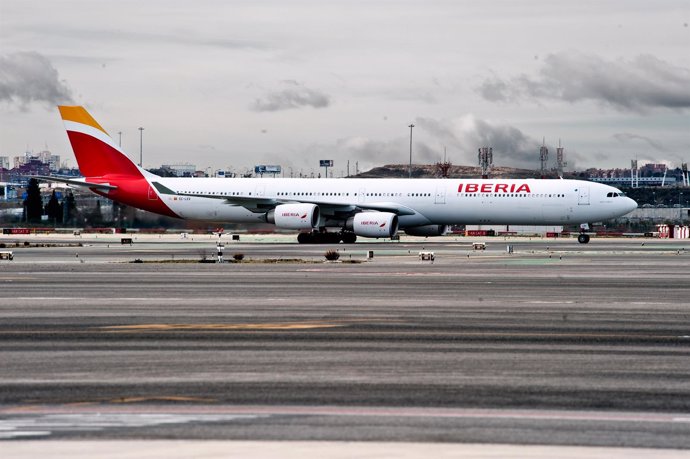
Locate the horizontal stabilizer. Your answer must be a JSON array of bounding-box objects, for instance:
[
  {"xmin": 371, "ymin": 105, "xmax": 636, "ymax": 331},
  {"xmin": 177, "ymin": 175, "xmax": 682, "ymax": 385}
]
[{"xmin": 30, "ymin": 175, "xmax": 118, "ymax": 191}]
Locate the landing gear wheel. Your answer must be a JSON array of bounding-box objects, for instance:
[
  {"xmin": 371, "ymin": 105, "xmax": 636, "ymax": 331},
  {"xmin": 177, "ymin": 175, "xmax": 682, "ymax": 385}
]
[
  {"xmin": 297, "ymin": 232, "xmax": 312, "ymax": 244},
  {"xmin": 577, "ymin": 234, "xmax": 590, "ymax": 244},
  {"xmin": 326, "ymin": 232, "xmax": 342, "ymax": 244}
]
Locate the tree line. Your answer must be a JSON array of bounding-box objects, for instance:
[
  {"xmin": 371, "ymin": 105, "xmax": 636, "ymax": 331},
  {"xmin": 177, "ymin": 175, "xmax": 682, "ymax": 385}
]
[{"xmin": 23, "ymin": 178, "xmax": 91, "ymax": 226}]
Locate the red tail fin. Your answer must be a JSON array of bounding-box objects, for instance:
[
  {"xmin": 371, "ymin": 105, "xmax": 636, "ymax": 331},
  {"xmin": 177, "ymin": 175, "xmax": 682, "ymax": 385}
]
[
  {"xmin": 58, "ymin": 106, "xmax": 142, "ymax": 178},
  {"xmin": 58, "ymin": 106, "xmax": 179, "ymax": 219}
]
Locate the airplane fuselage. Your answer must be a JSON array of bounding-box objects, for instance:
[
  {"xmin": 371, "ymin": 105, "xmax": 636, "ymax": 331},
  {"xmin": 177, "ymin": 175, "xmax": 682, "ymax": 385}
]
[{"xmin": 111, "ymin": 176, "xmax": 636, "ymax": 227}]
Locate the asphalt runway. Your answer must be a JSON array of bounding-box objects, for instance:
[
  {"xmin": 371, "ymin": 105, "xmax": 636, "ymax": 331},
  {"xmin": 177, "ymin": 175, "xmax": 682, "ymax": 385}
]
[{"xmin": 0, "ymin": 234, "xmax": 689, "ymax": 453}]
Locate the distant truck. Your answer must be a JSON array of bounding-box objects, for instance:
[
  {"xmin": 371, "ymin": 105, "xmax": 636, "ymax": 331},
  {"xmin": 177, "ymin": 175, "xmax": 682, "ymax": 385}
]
[{"xmin": 0, "ymin": 251, "xmax": 14, "ymax": 260}]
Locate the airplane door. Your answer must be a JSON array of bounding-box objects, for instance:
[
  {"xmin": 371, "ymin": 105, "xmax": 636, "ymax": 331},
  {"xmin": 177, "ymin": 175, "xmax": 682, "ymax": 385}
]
[
  {"xmin": 254, "ymin": 185, "xmax": 265, "ymax": 197},
  {"xmin": 434, "ymin": 186, "xmax": 446, "ymax": 204},
  {"xmin": 578, "ymin": 186, "xmax": 590, "ymax": 205},
  {"xmin": 358, "ymin": 188, "xmax": 365, "ymax": 204}
]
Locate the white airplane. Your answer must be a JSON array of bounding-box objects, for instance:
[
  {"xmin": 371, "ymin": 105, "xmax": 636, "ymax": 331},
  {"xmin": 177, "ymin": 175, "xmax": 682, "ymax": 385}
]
[{"xmin": 37, "ymin": 106, "xmax": 637, "ymax": 244}]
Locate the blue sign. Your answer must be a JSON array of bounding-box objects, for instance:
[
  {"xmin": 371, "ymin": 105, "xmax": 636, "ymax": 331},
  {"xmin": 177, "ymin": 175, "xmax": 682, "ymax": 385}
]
[{"xmin": 254, "ymin": 165, "xmax": 281, "ymax": 174}]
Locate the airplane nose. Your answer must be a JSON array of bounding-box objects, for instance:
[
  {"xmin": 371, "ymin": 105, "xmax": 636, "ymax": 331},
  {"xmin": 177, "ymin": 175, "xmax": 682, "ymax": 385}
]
[{"xmin": 624, "ymin": 197, "xmax": 638, "ymax": 213}]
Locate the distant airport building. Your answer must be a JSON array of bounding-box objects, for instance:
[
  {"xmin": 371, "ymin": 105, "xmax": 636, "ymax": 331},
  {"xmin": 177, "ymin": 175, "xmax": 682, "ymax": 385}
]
[
  {"xmin": 14, "ymin": 151, "xmax": 60, "ymax": 172},
  {"xmin": 13, "ymin": 159, "xmax": 50, "ymax": 178},
  {"xmin": 161, "ymin": 163, "xmax": 197, "ymax": 177},
  {"xmin": 589, "ymin": 176, "xmax": 677, "ymax": 187},
  {"xmin": 623, "ymin": 207, "xmax": 689, "ymax": 224},
  {"xmin": 0, "ymin": 156, "xmax": 9, "ymax": 170}
]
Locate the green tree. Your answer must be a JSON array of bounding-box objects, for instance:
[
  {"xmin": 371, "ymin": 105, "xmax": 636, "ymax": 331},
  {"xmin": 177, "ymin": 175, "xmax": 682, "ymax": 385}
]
[
  {"xmin": 88, "ymin": 200, "xmax": 103, "ymax": 227},
  {"xmin": 62, "ymin": 191, "xmax": 77, "ymax": 225},
  {"xmin": 23, "ymin": 178, "xmax": 43, "ymax": 224},
  {"xmin": 45, "ymin": 190, "xmax": 63, "ymax": 225}
]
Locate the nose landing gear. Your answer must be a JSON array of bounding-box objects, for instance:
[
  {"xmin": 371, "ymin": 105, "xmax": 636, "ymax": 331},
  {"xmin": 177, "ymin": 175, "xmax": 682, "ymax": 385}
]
[
  {"xmin": 577, "ymin": 233, "xmax": 590, "ymax": 244},
  {"xmin": 577, "ymin": 223, "xmax": 591, "ymax": 244}
]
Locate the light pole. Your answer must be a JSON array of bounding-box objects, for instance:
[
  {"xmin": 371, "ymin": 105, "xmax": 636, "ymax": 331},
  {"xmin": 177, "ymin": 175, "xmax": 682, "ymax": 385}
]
[
  {"xmin": 118, "ymin": 131, "xmax": 122, "ymax": 147},
  {"xmin": 408, "ymin": 123, "xmax": 414, "ymax": 178},
  {"xmin": 138, "ymin": 127, "xmax": 144, "ymax": 167}
]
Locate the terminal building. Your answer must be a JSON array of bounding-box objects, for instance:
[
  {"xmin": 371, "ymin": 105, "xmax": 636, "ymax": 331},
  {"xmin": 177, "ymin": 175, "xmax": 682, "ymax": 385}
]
[
  {"xmin": 589, "ymin": 176, "xmax": 677, "ymax": 187},
  {"xmin": 161, "ymin": 163, "xmax": 197, "ymax": 177},
  {"xmin": 13, "ymin": 151, "xmax": 61, "ymax": 172}
]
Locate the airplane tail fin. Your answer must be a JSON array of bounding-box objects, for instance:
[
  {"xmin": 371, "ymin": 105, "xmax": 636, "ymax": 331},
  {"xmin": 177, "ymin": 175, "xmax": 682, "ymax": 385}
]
[{"xmin": 58, "ymin": 106, "xmax": 143, "ymax": 178}]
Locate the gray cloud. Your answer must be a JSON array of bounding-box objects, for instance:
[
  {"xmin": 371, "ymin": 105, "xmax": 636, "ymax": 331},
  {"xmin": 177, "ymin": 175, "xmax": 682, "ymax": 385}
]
[
  {"xmin": 0, "ymin": 52, "xmax": 74, "ymax": 109},
  {"xmin": 478, "ymin": 77, "xmax": 512, "ymax": 103},
  {"xmin": 478, "ymin": 53, "xmax": 690, "ymax": 112},
  {"xmin": 297, "ymin": 135, "xmax": 439, "ymax": 175},
  {"xmin": 300, "ymin": 115, "xmax": 580, "ymax": 172},
  {"xmin": 416, "ymin": 116, "xmax": 545, "ymax": 169},
  {"xmin": 15, "ymin": 23, "xmax": 267, "ymax": 52},
  {"xmin": 252, "ymin": 81, "xmax": 330, "ymax": 112},
  {"xmin": 337, "ymin": 136, "xmax": 439, "ymax": 165},
  {"xmin": 613, "ymin": 132, "xmax": 667, "ymax": 151}
]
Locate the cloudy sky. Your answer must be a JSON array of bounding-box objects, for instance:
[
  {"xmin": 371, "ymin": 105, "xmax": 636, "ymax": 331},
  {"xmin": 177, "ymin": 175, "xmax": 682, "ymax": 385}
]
[{"xmin": 1, "ymin": 0, "xmax": 688, "ymax": 175}]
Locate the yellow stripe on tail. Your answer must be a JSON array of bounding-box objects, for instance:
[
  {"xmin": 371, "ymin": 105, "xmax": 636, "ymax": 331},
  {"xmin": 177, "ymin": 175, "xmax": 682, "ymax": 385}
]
[{"xmin": 58, "ymin": 106, "xmax": 108, "ymax": 134}]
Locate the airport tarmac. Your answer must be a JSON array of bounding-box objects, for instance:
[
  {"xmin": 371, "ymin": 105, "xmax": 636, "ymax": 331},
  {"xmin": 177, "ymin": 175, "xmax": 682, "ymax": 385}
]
[{"xmin": 0, "ymin": 233, "xmax": 689, "ymax": 456}]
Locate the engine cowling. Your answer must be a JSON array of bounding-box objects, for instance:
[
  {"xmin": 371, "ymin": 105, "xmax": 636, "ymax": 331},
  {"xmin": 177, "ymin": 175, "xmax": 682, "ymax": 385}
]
[
  {"xmin": 404, "ymin": 224, "xmax": 449, "ymax": 237},
  {"xmin": 267, "ymin": 203, "xmax": 320, "ymax": 229},
  {"xmin": 347, "ymin": 212, "xmax": 398, "ymax": 238}
]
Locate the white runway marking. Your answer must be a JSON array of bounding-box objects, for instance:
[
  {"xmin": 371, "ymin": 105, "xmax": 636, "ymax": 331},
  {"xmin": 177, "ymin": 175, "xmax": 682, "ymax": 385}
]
[{"xmin": 0, "ymin": 414, "xmax": 263, "ymax": 439}]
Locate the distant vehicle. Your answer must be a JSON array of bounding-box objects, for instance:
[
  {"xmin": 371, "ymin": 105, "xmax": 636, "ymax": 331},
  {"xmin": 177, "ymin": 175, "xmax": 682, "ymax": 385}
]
[{"xmin": 35, "ymin": 106, "xmax": 637, "ymax": 244}]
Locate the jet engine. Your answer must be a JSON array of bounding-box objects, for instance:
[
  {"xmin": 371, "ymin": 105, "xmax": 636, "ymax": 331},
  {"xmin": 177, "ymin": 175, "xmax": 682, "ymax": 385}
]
[
  {"xmin": 347, "ymin": 212, "xmax": 398, "ymax": 238},
  {"xmin": 404, "ymin": 224, "xmax": 449, "ymax": 236},
  {"xmin": 266, "ymin": 203, "xmax": 320, "ymax": 229}
]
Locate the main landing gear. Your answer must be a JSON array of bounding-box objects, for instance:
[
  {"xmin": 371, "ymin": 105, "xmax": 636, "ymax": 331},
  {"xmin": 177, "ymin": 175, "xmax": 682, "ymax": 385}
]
[{"xmin": 297, "ymin": 230, "xmax": 357, "ymax": 244}]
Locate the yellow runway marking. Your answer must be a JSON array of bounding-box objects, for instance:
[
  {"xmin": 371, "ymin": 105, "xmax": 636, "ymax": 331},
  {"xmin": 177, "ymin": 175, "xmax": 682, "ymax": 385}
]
[
  {"xmin": 8, "ymin": 405, "xmax": 44, "ymax": 412},
  {"xmin": 99, "ymin": 322, "xmax": 345, "ymax": 332}
]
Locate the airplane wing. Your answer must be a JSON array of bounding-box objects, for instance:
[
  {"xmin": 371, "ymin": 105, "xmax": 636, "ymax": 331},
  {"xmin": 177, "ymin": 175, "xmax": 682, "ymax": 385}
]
[
  {"xmin": 357, "ymin": 202, "xmax": 417, "ymax": 216},
  {"xmin": 151, "ymin": 181, "xmax": 417, "ymax": 216},
  {"xmin": 30, "ymin": 175, "xmax": 118, "ymax": 191}
]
